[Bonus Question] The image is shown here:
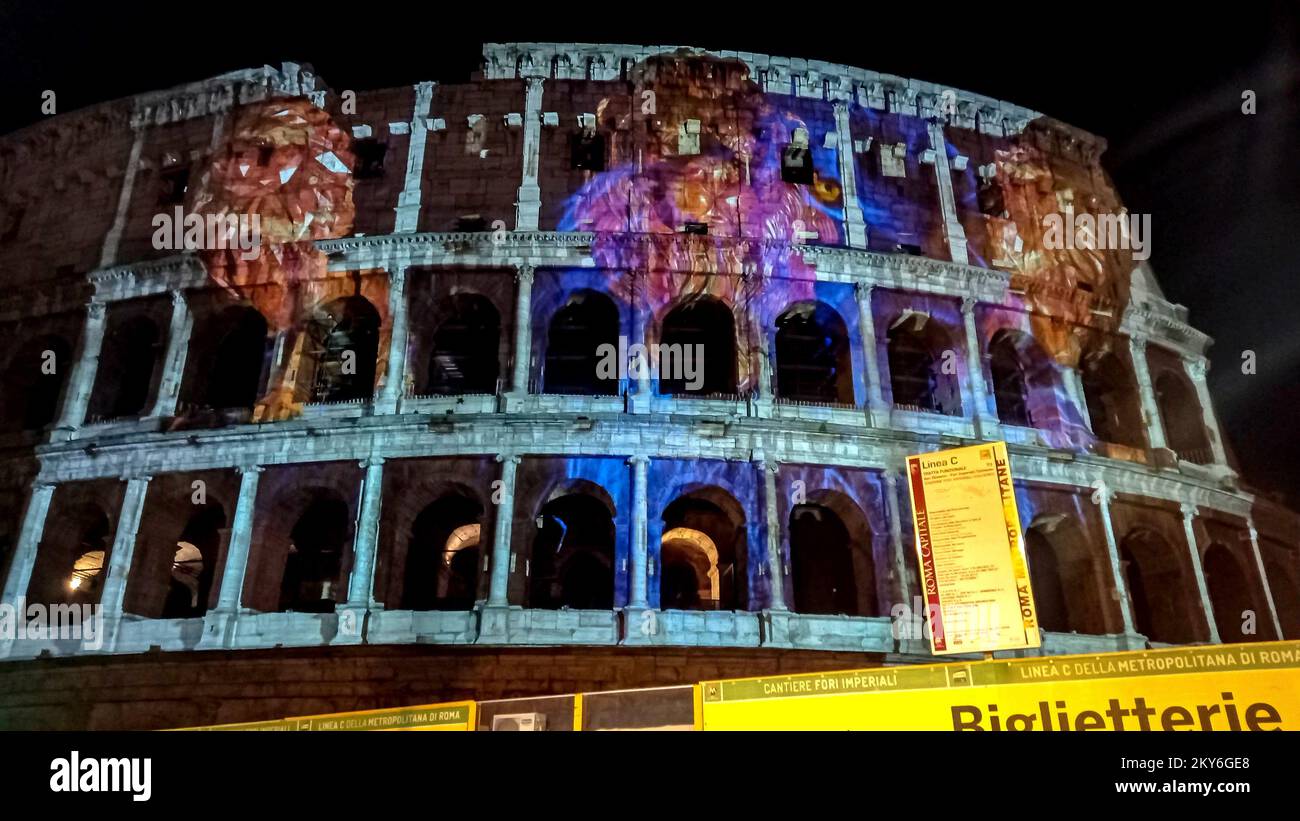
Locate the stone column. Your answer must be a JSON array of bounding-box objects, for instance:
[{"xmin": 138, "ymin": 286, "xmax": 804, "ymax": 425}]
[
  {"xmin": 1245, "ymin": 521, "xmax": 1285, "ymax": 640},
  {"xmin": 1128, "ymin": 335, "xmax": 1167, "ymax": 450},
  {"xmin": 1184, "ymin": 357, "xmax": 1230, "ymax": 466},
  {"xmin": 1063, "ymin": 365, "xmax": 1092, "ymax": 430},
  {"xmin": 345, "ymin": 458, "xmax": 385, "ymax": 611},
  {"xmin": 55, "ymin": 301, "xmax": 108, "ymax": 432},
  {"xmin": 881, "ymin": 470, "xmax": 911, "ymax": 607},
  {"xmin": 922, "ymin": 119, "xmax": 968, "ymax": 264},
  {"xmin": 753, "ymin": 328, "xmax": 774, "ymax": 418},
  {"xmin": 99, "ymin": 475, "xmax": 152, "ymax": 618},
  {"xmin": 832, "ymin": 102, "xmax": 868, "ymax": 249},
  {"xmin": 855, "ymin": 282, "xmax": 888, "ymax": 424},
  {"xmin": 758, "ymin": 458, "xmax": 786, "ymax": 611},
  {"xmin": 1089, "ymin": 480, "xmax": 1137, "ymax": 638},
  {"xmin": 628, "ymin": 272, "xmax": 651, "ymax": 413},
  {"xmin": 515, "ymin": 77, "xmax": 545, "ymax": 231},
  {"xmin": 487, "ymin": 455, "xmax": 520, "ymax": 607},
  {"xmin": 212, "ymin": 465, "xmax": 262, "ymax": 613},
  {"xmin": 961, "ymin": 297, "xmax": 997, "ymax": 437},
  {"xmin": 99, "ymin": 125, "xmax": 146, "ymax": 268},
  {"xmin": 1180, "ymin": 503, "xmax": 1221, "ymax": 643},
  {"xmin": 628, "ymin": 455, "xmax": 650, "ymax": 609},
  {"xmin": 0, "ymin": 482, "xmax": 56, "ymax": 605},
  {"xmin": 376, "ymin": 265, "xmax": 409, "ymax": 414},
  {"xmin": 506, "ymin": 265, "xmax": 534, "ymax": 404},
  {"xmin": 149, "ymin": 290, "xmax": 193, "ymax": 418},
  {"xmin": 394, "ymin": 81, "xmax": 436, "ymax": 233}
]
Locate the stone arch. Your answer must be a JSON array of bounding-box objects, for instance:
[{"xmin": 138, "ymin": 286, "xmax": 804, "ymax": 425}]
[
  {"xmin": 1155, "ymin": 371, "xmax": 1211, "ymax": 462},
  {"xmin": 0, "ymin": 333, "xmax": 72, "ymax": 432},
  {"xmin": 422, "ymin": 292, "xmax": 501, "ymax": 395},
  {"xmin": 542, "ymin": 289, "xmax": 619, "ymax": 395},
  {"xmin": 658, "ymin": 295, "xmax": 737, "ymax": 396},
  {"xmin": 88, "ymin": 314, "xmax": 162, "ymax": 420},
  {"xmin": 301, "ymin": 295, "xmax": 381, "ymax": 403},
  {"xmin": 528, "ymin": 480, "xmax": 617, "ymax": 609},
  {"xmin": 1264, "ymin": 560, "xmax": 1300, "ymax": 639},
  {"xmin": 161, "ymin": 503, "xmax": 227, "ymax": 619},
  {"xmin": 989, "ymin": 328, "xmax": 1063, "ymax": 428},
  {"xmin": 788, "ymin": 489, "xmax": 876, "ymax": 617},
  {"xmin": 402, "ymin": 490, "xmax": 485, "ymax": 610},
  {"xmin": 659, "ymin": 484, "xmax": 748, "ymax": 610},
  {"xmin": 27, "ymin": 501, "xmax": 113, "ymax": 607},
  {"xmin": 1203, "ymin": 543, "xmax": 1270, "ymax": 642},
  {"xmin": 885, "ymin": 312, "xmax": 962, "ymax": 415},
  {"xmin": 1081, "ymin": 348, "xmax": 1145, "ymax": 448},
  {"xmin": 773, "ymin": 300, "xmax": 853, "ymax": 404},
  {"xmin": 1119, "ymin": 527, "xmax": 1202, "ymax": 643},
  {"xmin": 1023, "ymin": 513, "xmax": 1109, "ymax": 634},
  {"xmin": 189, "ymin": 305, "xmax": 270, "ymax": 413},
  {"xmin": 276, "ymin": 488, "xmax": 352, "ymax": 612}
]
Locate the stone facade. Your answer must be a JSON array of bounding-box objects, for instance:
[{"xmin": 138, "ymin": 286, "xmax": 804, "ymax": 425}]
[{"xmin": 0, "ymin": 44, "xmax": 1296, "ymax": 728}]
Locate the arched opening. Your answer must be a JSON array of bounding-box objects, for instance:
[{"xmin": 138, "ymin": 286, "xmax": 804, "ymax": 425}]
[
  {"xmin": 402, "ymin": 493, "xmax": 484, "ymax": 610},
  {"xmin": 1024, "ymin": 516, "xmax": 1108, "ymax": 634},
  {"xmin": 203, "ymin": 307, "xmax": 269, "ymax": 411},
  {"xmin": 543, "ymin": 290, "xmax": 619, "ymax": 395},
  {"xmin": 529, "ymin": 488, "xmax": 616, "ymax": 609},
  {"xmin": 660, "ymin": 488, "xmax": 747, "ymax": 611},
  {"xmin": 1081, "ymin": 350, "xmax": 1145, "ymax": 448},
  {"xmin": 788, "ymin": 496, "xmax": 875, "ymax": 617},
  {"xmin": 0, "ymin": 334, "xmax": 72, "ymax": 432},
  {"xmin": 89, "ymin": 315, "xmax": 162, "ymax": 420},
  {"xmin": 989, "ymin": 330, "xmax": 1031, "ymax": 426},
  {"xmin": 886, "ymin": 313, "xmax": 962, "ymax": 415},
  {"xmin": 305, "ymin": 296, "xmax": 380, "ymax": 403},
  {"xmin": 1120, "ymin": 529, "xmax": 1201, "ymax": 643},
  {"xmin": 1155, "ymin": 372, "xmax": 1212, "ymax": 462},
  {"xmin": 278, "ymin": 493, "xmax": 350, "ymax": 613},
  {"xmin": 28, "ymin": 503, "xmax": 112, "ymax": 606},
  {"xmin": 1265, "ymin": 561, "xmax": 1300, "ymax": 639},
  {"xmin": 425, "ymin": 294, "xmax": 500, "ymax": 395},
  {"xmin": 1203, "ymin": 544, "xmax": 1267, "ymax": 642},
  {"xmin": 774, "ymin": 301, "xmax": 853, "ymax": 404},
  {"xmin": 161, "ymin": 504, "xmax": 226, "ymax": 619},
  {"xmin": 659, "ymin": 296, "xmax": 736, "ymax": 396}
]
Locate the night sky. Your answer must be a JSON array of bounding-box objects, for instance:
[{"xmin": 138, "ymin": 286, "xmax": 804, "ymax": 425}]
[{"xmin": 1, "ymin": 3, "xmax": 1296, "ymax": 501}]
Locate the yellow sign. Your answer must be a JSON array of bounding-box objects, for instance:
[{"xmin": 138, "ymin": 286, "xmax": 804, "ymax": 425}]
[
  {"xmin": 906, "ymin": 441, "xmax": 1038, "ymax": 654},
  {"xmin": 698, "ymin": 641, "xmax": 1300, "ymax": 731},
  {"xmin": 177, "ymin": 700, "xmax": 476, "ymax": 731}
]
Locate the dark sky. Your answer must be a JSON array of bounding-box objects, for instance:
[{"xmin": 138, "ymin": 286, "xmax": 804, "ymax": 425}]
[{"xmin": 1, "ymin": 2, "xmax": 1297, "ymax": 501}]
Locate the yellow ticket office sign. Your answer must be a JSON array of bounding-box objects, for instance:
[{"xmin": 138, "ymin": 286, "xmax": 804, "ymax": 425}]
[
  {"xmin": 178, "ymin": 700, "xmax": 476, "ymax": 731},
  {"xmin": 697, "ymin": 641, "xmax": 1300, "ymax": 731}
]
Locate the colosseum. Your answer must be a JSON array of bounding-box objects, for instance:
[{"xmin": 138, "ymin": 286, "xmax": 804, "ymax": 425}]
[{"xmin": 0, "ymin": 41, "xmax": 1295, "ymax": 730}]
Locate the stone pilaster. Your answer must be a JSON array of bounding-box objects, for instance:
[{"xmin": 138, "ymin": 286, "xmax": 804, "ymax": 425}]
[
  {"xmin": 1090, "ymin": 480, "xmax": 1139, "ymax": 641},
  {"xmin": 99, "ymin": 125, "xmax": 146, "ymax": 268},
  {"xmin": 881, "ymin": 469, "xmax": 911, "ymax": 607},
  {"xmin": 487, "ymin": 455, "xmax": 520, "ymax": 607},
  {"xmin": 922, "ymin": 119, "xmax": 968, "ymax": 264},
  {"xmin": 99, "ymin": 475, "xmax": 152, "ymax": 621},
  {"xmin": 757, "ymin": 458, "xmax": 787, "ymax": 611},
  {"xmin": 505, "ymin": 265, "xmax": 534, "ymax": 409},
  {"xmin": 338, "ymin": 458, "xmax": 384, "ymax": 643},
  {"xmin": 149, "ymin": 290, "xmax": 193, "ymax": 418},
  {"xmin": 200, "ymin": 465, "xmax": 262, "ymax": 648},
  {"xmin": 0, "ymin": 482, "xmax": 56, "ymax": 606},
  {"xmin": 855, "ymin": 282, "xmax": 888, "ymax": 426},
  {"xmin": 1180, "ymin": 503, "xmax": 1221, "ymax": 643},
  {"xmin": 627, "ymin": 455, "xmax": 650, "ymax": 609},
  {"xmin": 1245, "ymin": 521, "xmax": 1285, "ymax": 640},
  {"xmin": 832, "ymin": 102, "xmax": 868, "ymax": 249},
  {"xmin": 961, "ymin": 297, "xmax": 997, "ymax": 437},
  {"xmin": 515, "ymin": 77, "xmax": 545, "ymax": 231},
  {"xmin": 394, "ymin": 81, "xmax": 436, "ymax": 233},
  {"xmin": 376, "ymin": 265, "xmax": 409, "ymax": 414},
  {"xmin": 1128, "ymin": 335, "xmax": 1167, "ymax": 450},
  {"xmin": 55, "ymin": 301, "xmax": 108, "ymax": 433},
  {"xmin": 1184, "ymin": 356, "xmax": 1230, "ymax": 467}
]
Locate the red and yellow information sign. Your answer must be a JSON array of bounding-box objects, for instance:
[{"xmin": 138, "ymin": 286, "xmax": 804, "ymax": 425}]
[
  {"xmin": 697, "ymin": 641, "xmax": 1300, "ymax": 731},
  {"xmin": 906, "ymin": 441, "xmax": 1039, "ymax": 654}
]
